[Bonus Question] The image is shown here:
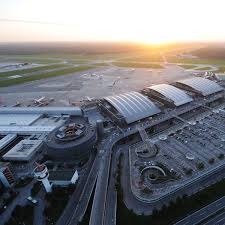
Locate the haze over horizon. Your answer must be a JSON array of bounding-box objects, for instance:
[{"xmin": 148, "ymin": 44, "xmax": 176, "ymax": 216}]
[{"xmin": 0, "ymin": 0, "xmax": 225, "ymax": 44}]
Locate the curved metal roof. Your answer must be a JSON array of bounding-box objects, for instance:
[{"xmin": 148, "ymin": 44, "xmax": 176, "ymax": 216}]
[
  {"xmin": 104, "ymin": 92, "xmax": 161, "ymax": 124},
  {"xmin": 148, "ymin": 84, "xmax": 193, "ymax": 106},
  {"xmin": 176, "ymin": 77, "xmax": 223, "ymax": 96}
]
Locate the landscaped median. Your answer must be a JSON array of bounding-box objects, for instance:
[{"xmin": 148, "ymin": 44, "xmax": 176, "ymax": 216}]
[
  {"xmin": 113, "ymin": 62, "xmax": 164, "ymax": 69},
  {"xmin": 0, "ymin": 66, "xmax": 95, "ymax": 87}
]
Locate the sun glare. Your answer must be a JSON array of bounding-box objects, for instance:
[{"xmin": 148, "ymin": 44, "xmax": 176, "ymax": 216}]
[{"xmin": 0, "ymin": 0, "xmax": 225, "ymax": 43}]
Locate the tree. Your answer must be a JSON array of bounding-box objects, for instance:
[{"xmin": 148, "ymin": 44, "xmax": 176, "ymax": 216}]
[
  {"xmin": 218, "ymin": 153, "xmax": 224, "ymax": 160},
  {"xmin": 208, "ymin": 158, "xmax": 215, "ymax": 164},
  {"xmin": 31, "ymin": 182, "xmax": 42, "ymax": 197},
  {"xmin": 196, "ymin": 162, "xmax": 204, "ymax": 170}
]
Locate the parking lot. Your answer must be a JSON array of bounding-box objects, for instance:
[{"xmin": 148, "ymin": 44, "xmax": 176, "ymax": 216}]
[{"xmin": 129, "ymin": 110, "xmax": 225, "ymax": 201}]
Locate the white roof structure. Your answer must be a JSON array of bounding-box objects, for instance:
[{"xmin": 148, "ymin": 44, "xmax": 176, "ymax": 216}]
[
  {"xmin": 0, "ymin": 126, "xmax": 55, "ymax": 134},
  {"xmin": 176, "ymin": 77, "xmax": 224, "ymax": 96},
  {"xmin": 3, "ymin": 140, "xmax": 43, "ymax": 161},
  {"xmin": 0, "ymin": 107, "xmax": 83, "ymax": 116},
  {"xmin": 104, "ymin": 92, "xmax": 161, "ymax": 124},
  {"xmin": 215, "ymin": 74, "xmax": 225, "ymax": 81},
  {"xmin": 0, "ymin": 114, "xmax": 41, "ymax": 126},
  {"xmin": 0, "ymin": 134, "xmax": 17, "ymax": 151},
  {"xmin": 147, "ymin": 84, "xmax": 193, "ymax": 106}
]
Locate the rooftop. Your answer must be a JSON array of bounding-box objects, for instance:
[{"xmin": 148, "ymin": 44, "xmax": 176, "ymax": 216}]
[
  {"xmin": 0, "ymin": 107, "xmax": 83, "ymax": 116},
  {"xmin": 3, "ymin": 139, "xmax": 43, "ymax": 161},
  {"xmin": 49, "ymin": 170, "xmax": 76, "ymax": 181},
  {"xmin": 147, "ymin": 84, "xmax": 193, "ymax": 106},
  {"xmin": 176, "ymin": 77, "xmax": 224, "ymax": 96},
  {"xmin": 0, "ymin": 114, "xmax": 41, "ymax": 126},
  {"xmin": 104, "ymin": 91, "xmax": 161, "ymax": 124}
]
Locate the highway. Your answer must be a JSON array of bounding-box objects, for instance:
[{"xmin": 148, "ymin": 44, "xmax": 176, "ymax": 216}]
[
  {"xmin": 204, "ymin": 211, "xmax": 225, "ymax": 225},
  {"xmin": 89, "ymin": 120, "xmax": 158, "ymax": 225},
  {"xmin": 174, "ymin": 196, "xmax": 225, "ymax": 225},
  {"xmin": 89, "ymin": 135, "xmax": 115, "ymax": 225},
  {"xmin": 68, "ymin": 156, "xmax": 100, "ymax": 225},
  {"xmin": 104, "ymin": 148, "xmax": 122, "ymax": 225},
  {"xmin": 56, "ymin": 154, "xmax": 100, "ymax": 225}
]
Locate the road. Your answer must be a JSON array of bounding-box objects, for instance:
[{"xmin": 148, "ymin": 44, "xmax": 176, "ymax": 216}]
[
  {"xmin": 89, "ymin": 135, "xmax": 116, "ymax": 225},
  {"xmin": 204, "ymin": 210, "xmax": 225, "ymax": 225},
  {"xmin": 68, "ymin": 156, "xmax": 100, "ymax": 225},
  {"xmin": 56, "ymin": 154, "xmax": 99, "ymax": 225},
  {"xmin": 174, "ymin": 196, "xmax": 225, "ymax": 225},
  {"xmin": 104, "ymin": 148, "xmax": 122, "ymax": 225},
  {"xmin": 33, "ymin": 188, "xmax": 46, "ymax": 225}
]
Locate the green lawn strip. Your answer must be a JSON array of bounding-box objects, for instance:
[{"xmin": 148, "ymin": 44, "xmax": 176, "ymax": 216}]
[
  {"xmin": 92, "ymin": 62, "xmax": 109, "ymax": 67},
  {"xmin": 167, "ymin": 56, "xmax": 225, "ymax": 65},
  {"xmin": 178, "ymin": 64, "xmax": 197, "ymax": 69},
  {"xmin": 3, "ymin": 55, "xmax": 62, "ymax": 64},
  {"xmin": 195, "ymin": 66, "xmax": 213, "ymax": 71},
  {"xmin": 113, "ymin": 62, "xmax": 163, "ymax": 69},
  {"xmin": 216, "ymin": 66, "xmax": 225, "ymax": 73},
  {"xmin": 116, "ymin": 54, "xmax": 163, "ymax": 62},
  {"xmin": 0, "ymin": 64, "xmax": 68, "ymax": 78},
  {"xmin": 0, "ymin": 66, "xmax": 94, "ymax": 87}
]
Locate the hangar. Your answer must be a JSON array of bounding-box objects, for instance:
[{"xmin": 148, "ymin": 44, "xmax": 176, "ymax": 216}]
[
  {"xmin": 143, "ymin": 84, "xmax": 193, "ymax": 107},
  {"xmin": 103, "ymin": 92, "xmax": 161, "ymax": 124},
  {"xmin": 175, "ymin": 77, "xmax": 224, "ymax": 96}
]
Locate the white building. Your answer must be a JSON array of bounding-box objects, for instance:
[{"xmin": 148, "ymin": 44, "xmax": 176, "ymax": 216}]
[
  {"xmin": 3, "ymin": 140, "xmax": 43, "ymax": 161},
  {"xmin": 49, "ymin": 170, "xmax": 79, "ymax": 187},
  {"xmin": 34, "ymin": 163, "xmax": 52, "ymax": 193}
]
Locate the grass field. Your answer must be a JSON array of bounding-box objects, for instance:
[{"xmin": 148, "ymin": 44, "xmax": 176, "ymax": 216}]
[
  {"xmin": 216, "ymin": 66, "xmax": 225, "ymax": 73},
  {"xmin": 0, "ymin": 66, "xmax": 94, "ymax": 87},
  {"xmin": 92, "ymin": 62, "xmax": 109, "ymax": 67},
  {"xmin": 113, "ymin": 62, "xmax": 163, "ymax": 69},
  {"xmin": 0, "ymin": 52, "xmax": 146, "ymax": 65},
  {"xmin": 178, "ymin": 64, "xmax": 197, "ymax": 69},
  {"xmin": 0, "ymin": 64, "xmax": 68, "ymax": 78},
  {"xmin": 116, "ymin": 53, "xmax": 163, "ymax": 62},
  {"xmin": 167, "ymin": 56, "xmax": 225, "ymax": 65},
  {"xmin": 0, "ymin": 55, "xmax": 62, "ymax": 64},
  {"xmin": 195, "ymin": 66, "xmax": 213, "ymax": 71}
]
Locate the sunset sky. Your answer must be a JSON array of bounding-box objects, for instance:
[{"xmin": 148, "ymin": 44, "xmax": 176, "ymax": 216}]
[{"xmin": 0, "ymin": 0, "xmax": 224, "ymax": 43}]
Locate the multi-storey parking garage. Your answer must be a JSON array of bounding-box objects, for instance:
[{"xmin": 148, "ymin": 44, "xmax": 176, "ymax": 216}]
[{"xmin": 45, "ymin": 116, "xmax": 97, "ymax": 163}]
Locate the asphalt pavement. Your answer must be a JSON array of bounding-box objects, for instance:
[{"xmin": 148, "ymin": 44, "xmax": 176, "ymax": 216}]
[{"xmin": 174, "ymin": 196, "xmax": 225, "ymax": 225}]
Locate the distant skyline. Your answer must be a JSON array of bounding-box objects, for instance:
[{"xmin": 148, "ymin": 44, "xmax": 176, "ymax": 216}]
[{"xmin": 0, "ymin": 0, "xmax": 225, "ymax": 44}]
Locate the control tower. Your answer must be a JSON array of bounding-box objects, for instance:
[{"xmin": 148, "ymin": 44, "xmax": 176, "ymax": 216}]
[{"xmin": 34, "ymin": 163, "xmax": 52, "ymax": 193}]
